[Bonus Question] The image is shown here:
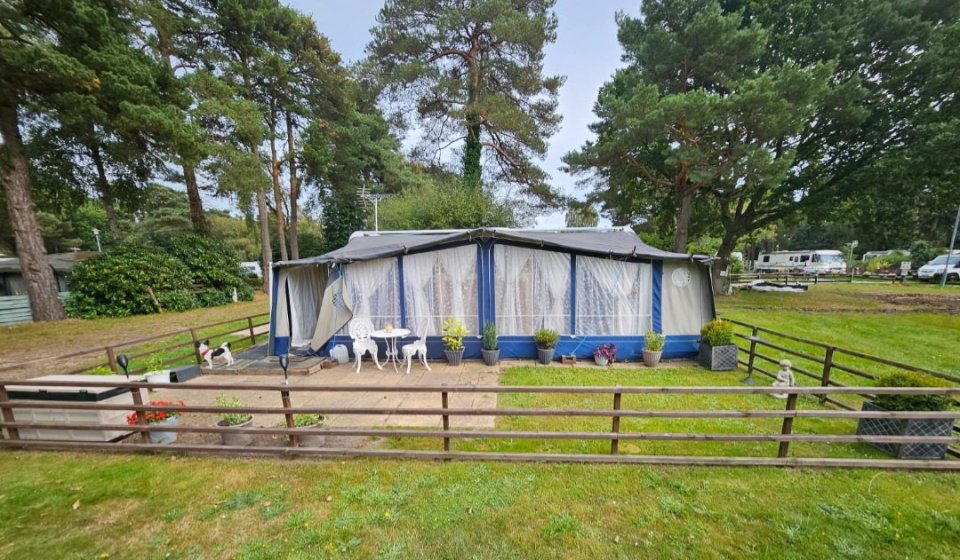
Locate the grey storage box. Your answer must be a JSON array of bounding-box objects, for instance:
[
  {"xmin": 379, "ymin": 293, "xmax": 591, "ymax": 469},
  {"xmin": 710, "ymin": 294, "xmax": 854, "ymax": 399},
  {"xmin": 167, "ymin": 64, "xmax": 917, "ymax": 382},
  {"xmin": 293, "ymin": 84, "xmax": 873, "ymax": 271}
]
[{"xmin": 7, "ymin": 375, "xmax": 143, "ymax": 442}]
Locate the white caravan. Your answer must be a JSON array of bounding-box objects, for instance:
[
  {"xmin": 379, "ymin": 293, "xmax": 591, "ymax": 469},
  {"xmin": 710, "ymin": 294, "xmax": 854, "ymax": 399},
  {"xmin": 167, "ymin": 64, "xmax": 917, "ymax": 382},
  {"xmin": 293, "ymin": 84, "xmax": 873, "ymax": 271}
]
[{"xmin": 754, "ymin": 250, "xmax": 847, "ymax": 275}]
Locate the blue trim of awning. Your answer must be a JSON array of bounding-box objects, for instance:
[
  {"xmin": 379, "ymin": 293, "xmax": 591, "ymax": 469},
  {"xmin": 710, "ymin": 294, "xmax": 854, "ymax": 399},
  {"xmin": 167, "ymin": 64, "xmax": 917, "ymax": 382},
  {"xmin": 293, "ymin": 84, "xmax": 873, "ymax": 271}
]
[
  {"xmin": 569, "ymin": 255, "xmax": 577, "ymax": 335},
  {"xmin": 317, "ymin": 334, "xmax": 700, "ymax": 362},
  {"xmin": 652, "ymin": 261, "xmax": 663, "ymax": 333},
  {"xmin": 397, "ymin": 255, "xmax": 407, "ymax": 328},
  {"xmin": 268, "ymin": 268, "xmax": 281, "ymax": 355}
]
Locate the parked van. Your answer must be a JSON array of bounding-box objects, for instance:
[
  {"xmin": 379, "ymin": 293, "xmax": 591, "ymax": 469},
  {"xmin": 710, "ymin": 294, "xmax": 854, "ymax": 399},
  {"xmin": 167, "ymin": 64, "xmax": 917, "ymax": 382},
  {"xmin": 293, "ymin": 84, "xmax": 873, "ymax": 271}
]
[
  {"xmin": 754, "ymin": 250, "xmax": 847, "ymax": 275},
  {"xmin": 240, "ymin": 261, "xmax": 263, "ymax": 278},
  {"xmin": 917, "ymin": 253, "xmax": 960, "ymax": 282}
]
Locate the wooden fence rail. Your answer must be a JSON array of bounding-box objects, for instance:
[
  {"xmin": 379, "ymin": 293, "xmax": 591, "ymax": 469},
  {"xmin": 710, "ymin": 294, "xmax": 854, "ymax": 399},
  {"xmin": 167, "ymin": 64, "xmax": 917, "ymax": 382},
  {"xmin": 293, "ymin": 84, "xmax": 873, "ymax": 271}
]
[
  {"xmin": 0, "ymin": 311, "xmax": 270, "ymax": 378},
  {"xmin": 1, "ymin": 379, "xmax": 957, "ymax": 470}
]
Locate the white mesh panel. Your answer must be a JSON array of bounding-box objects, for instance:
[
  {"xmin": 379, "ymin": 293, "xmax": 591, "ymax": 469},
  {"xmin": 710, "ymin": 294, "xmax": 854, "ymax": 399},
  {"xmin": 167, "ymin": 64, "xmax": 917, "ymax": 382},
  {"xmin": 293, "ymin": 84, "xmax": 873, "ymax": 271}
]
[
  {"xmin": 342, "ymin": 259, "xmax": 400, "ymax": 330},
  {"xmin": 403, "ymin": 245, "xmax": 478, "ymax": 336},
  {"xmin": 575, "ymin": 256, "xmax": 652, "ymax": 335},
  {"xmin": 494, "ymin": 245, "xmax": 570, "ymax": 335}
]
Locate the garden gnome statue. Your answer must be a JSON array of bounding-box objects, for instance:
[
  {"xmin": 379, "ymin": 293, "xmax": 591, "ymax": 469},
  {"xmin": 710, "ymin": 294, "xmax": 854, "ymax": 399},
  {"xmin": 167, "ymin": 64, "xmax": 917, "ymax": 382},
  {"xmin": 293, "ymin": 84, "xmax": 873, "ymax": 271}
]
[{"xmin": 771, "ymin": 359, "xmax": 795, "ymax": 399}]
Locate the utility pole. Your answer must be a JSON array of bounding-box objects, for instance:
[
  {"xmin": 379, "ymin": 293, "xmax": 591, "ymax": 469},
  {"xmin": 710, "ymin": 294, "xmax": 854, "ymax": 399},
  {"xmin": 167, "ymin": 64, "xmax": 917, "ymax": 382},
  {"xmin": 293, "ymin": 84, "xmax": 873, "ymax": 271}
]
[{"xmin": 940, "ymin": 205, "xmax": 960, "ymax": 288}]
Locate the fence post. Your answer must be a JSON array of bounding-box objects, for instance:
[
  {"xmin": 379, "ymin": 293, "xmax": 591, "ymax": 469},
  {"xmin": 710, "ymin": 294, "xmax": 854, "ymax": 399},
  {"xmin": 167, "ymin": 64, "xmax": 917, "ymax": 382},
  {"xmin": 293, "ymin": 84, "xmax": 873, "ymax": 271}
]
[
  {"xmin": 778, "ymin": 393, "xmax": 798, "ymax": 458},
  {"xmin": 190, "ymin": 328, "xmax": 201, "ymax": 364},
  {"xmin": 747, "ymin": 327, "xmax": 759, "ymax": 376},
  {"xmin": 130, "ymin": 385, "xmax": 150, "ymax": 443},
  {"xmin": 280, "ymin": 389, "xmax": 296, "ymax": 447},
  {"xmin": 820, "ymin": 347, "xmax": 835, "ymax": 404},
  {"xmin": 247, "ymin": 316, "xmax": 257, "ymax": 346},
  {"xmin": 105, "ymin": 346, "xmax": 117, "ymax": 373},
  {"xmin": 442, "ymin": 391, "xmax": 450, "ymax": 452},
  {"xmin": 0, "ymin": 385, "xmax": 20, "ymax": 441},
  {"xmin": 611, "ymin": 391, "xmax": 622, "ymax": 455}
]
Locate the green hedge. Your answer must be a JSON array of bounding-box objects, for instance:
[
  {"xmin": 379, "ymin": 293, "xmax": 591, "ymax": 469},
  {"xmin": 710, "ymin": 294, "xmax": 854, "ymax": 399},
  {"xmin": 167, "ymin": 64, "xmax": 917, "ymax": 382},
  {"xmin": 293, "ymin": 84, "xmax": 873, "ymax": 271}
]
[{"xmin": 66, "ymin": 245, "xmax": 196, "ymax": 318}]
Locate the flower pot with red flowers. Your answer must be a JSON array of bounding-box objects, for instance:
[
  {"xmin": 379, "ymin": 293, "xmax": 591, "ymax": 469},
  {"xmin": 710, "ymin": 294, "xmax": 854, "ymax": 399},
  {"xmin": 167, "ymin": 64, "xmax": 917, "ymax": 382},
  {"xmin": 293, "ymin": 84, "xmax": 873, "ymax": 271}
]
[
  {"xmin": 593, "ymin": 344, "xmax": 617, "ymax": 366},
  {"xmin": 127, "ymin": 400, "xmax": 184, "ymax": 444}
]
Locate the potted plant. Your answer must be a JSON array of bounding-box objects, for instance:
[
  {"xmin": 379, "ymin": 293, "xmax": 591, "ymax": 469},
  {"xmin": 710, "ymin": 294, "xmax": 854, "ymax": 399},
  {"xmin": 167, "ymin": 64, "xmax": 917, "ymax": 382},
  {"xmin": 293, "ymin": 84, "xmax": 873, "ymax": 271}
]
[
  {"xmin": 533, "ymin": 327, "xmax": 559, "ymax": 365},
  {"xmin": 698, "ymin": 319, "xmax": 737, "ymax": 371},
  {"xmin": 593, "ymin": 344, "xmax": 616, "ymax": 366},
  {"xmin": 286, "ymin": 413, "xmax": 326, "ymax": 447},
  {"xmin": 216, "ymin": 394, "xmax": 254, "ymax": 446},
  {"xmin": 856, "ymin": 371, "xmax": 955, "ymax": 459},
  {"xmin": 127, "ymin": 400, "xmax": 184, "ymax": 445},
  {"xmin": 481, "ymin": 322, "xmax": 499, "ymax": 366},
  {"xmin": 643, "ymin": 331, "xmax": 666, "ymax": 367},
  {"xmin": 143, "ymin": 355, "xmax": 171, "ymax": 384},
  {"xmin": 441, "ymin": 317, "xmax": 468, "ymax": 365}
]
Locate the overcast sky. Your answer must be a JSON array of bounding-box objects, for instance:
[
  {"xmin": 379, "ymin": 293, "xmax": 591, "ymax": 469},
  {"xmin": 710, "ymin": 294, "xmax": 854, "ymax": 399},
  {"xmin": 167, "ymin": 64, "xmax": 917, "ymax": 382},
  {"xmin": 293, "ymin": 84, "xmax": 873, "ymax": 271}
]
[{"xmin": 284, "ymin": 0, "xmax": 639, "ymax": 227}]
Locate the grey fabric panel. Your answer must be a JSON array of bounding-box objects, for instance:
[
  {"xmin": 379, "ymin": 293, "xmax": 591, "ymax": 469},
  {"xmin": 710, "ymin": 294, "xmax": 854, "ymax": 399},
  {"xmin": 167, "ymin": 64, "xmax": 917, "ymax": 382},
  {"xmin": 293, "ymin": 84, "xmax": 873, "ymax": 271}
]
[
  {"xmin": 274, "ymin": 269, "xmax": 290, "ymax": 337},
  {"xmin": 661, "ymin": 261, "xmax": 710, "ymax": 335},
  {"xmin": 494, "ymin": 229, "xmax": 691, "ymax": 260},
  {"xmin": 277, "ymin": 228, "xmax": 699, "ymax": 268}
]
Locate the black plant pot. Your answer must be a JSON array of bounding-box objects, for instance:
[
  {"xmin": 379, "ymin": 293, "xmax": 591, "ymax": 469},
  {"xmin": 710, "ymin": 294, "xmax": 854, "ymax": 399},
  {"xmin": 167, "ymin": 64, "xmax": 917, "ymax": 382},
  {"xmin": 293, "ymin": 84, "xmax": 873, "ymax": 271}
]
[
  {"xmin": 856, "ymin": 401, "xmax": 954, "ymax": 460},
  {"xmin": 481, "ymin": 348, "xmax": 500, "ymax": 366},
  {"xmin": 537, "ymin": 347, "xmax": 555, "ymax": 365},
  {"xmin": 698, "ymin": 344, "xmax": 738, "ymax": 371}
]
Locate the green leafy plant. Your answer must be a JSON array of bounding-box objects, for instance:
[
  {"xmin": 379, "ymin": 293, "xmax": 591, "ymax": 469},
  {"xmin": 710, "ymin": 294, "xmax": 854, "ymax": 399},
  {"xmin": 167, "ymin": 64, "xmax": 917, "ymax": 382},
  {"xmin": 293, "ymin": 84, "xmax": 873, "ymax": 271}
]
[
  {"xmin": 700, "ymin": 319, "xmax": 734, "ymax": 347},
  {"xmin": 482, "ymin": 322, "xmax": 498, "ymax": 351},
  {"xmin": 143, "ymin": 355, "xmax": 166, "ymax": 373},
  {"xmin": 645, "ymin": 331, "xmax": 666, "ymax": 352},
  {"xmin": 66, "ymin": 244, "xmax": 196, "ymax": 318},
  {"xmin": 441, "ymin": 317, "xmax": 468, "ymax": 351},
  {"xmin": 873, "ymin": 371, "xmax": 954, "ymax": 412},
  {"xmin": 533, "ymin": 327, "xmax": 559, "ymax": 349},
  {"xmin": 216, "ymin": 394, "xmax": 253, "ymax": 426},
  {"xmin": 290, "ymin": 414, "xmax": 325, "ymax": 428},
  {"xmin": 158, "ymin": 234, "xmax": 254, "ymax": 305},
  {"xmin": 86, "ymin": 365, "xmax": 115, "ymax": 375}
]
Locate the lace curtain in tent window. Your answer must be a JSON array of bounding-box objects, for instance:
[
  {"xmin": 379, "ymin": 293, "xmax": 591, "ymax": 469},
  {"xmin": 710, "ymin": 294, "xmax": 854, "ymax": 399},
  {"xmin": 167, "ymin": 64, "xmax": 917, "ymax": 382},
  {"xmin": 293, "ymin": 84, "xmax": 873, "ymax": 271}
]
[
  {"xmin": 494, "ymin": 245, "xmax": 570, "ymax": 335},
  {"xmin": 403, "ymin": 245, "xmax": 478, "ymax": 336},
  {"xmin": 342, "ymin": 259, "xmax": 400, "ymax": 330},
  {"xmin": 286, "ymin": 265, "xmax": 326, "ymax": 347},
  {"xmin": 575, "ymin": 256, "xmax": 652, "ymax": 335}
]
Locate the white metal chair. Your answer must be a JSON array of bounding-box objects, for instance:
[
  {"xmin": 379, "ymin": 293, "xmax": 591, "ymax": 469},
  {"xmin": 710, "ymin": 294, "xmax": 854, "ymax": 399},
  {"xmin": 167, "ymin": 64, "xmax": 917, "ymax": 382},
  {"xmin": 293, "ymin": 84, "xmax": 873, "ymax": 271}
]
[
  {"xmin": 401, "ymin": 326, "xmax": 431, "ymax": 375},
  {"xmin": 349, "ymin": 317, "xmax": 382, "ymax": 373}
]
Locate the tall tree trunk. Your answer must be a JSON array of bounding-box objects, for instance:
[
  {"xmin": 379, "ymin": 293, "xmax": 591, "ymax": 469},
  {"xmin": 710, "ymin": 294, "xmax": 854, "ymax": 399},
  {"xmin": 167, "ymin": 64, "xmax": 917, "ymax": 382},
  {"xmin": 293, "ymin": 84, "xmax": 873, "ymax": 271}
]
[
  {"xmin": 674, "ymin": 189, "xmax": 693, "ymax": 253},
  {"xmin": 711, "ymin": 234, "xmax": 739, "ymax": 296},
  {"xmin": 269, "ymin": 104, "xmax": 288, "ymax": 261},
  {"xmin": 90, "ymin": 145, "xmax": 122, "ymax": 241},
  {"xmin": 256, "ymin": 179, "xmax": 271, "ymax": 293},
  {"xmin": 183, "ymin": 163, "xmax": 207, "ymax": 234},
  {"xmin": 286, "ymin": 112, "xmax": 300, "ymax": 260},
  {"xmin": 0, "ymin": 99, "xmax": 65, "ymax": 321},
  {"xmin": 462, "ymin": 42, "xmax": 482, "ymax": 190}
]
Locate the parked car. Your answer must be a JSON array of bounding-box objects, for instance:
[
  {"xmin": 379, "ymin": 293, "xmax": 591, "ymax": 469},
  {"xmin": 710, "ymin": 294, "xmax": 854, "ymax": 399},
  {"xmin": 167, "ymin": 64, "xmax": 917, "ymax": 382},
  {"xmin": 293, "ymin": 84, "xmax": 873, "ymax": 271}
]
[
  {"xmin": 917, "ymin": 254, "xmax": 960, "ymax": 282},
  {"xmin": 240, "ymin": 261, "xmax": 263, "ymax": 279}
]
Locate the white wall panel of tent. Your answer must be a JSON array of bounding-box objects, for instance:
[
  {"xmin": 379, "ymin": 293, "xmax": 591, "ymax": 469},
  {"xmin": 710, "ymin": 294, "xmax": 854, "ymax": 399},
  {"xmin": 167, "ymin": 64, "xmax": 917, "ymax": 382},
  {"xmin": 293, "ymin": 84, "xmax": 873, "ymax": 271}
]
[{"xmin": 269, "ymin": 228, "xmax": 715, "ymax": 360}]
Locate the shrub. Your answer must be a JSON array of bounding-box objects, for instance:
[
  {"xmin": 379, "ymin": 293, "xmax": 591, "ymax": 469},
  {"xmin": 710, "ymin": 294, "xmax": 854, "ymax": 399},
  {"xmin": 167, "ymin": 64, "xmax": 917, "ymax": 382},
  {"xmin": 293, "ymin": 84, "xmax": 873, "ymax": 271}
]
[
  {"xmin": 158, "ymin": 234, "xmax": 254, "ymax": 304},
  {"xmin": 700, "ymin": 319, "xmax": 734, "ymax": 346},
  {"xmin": 482, "ymin": 322, "xmax": 498, "ymax": 351},
  {"xmin": 533, "ymin": 327, "xmax": 559, "ymax": 349},
  {"xmin": 873, "ymin": 371, "xmax": 954, "ymax": 412},
  {"xmin": 441, "ymin": 317, "xmax": 468, "ymax": 351},
  {"xmin": 216, "ymin": 394, "xmax": 253, "ymax": 426},
  {"xmin": 290, "ymin": 414, "xmax": 325, "ymax": 428},
  {"xmin": 66, "ymin": 245, "xmax": 196, "ymax": 318},
  {"xmin": 645, "ymin": 331, "xmax": 666, "ymax": 352}
]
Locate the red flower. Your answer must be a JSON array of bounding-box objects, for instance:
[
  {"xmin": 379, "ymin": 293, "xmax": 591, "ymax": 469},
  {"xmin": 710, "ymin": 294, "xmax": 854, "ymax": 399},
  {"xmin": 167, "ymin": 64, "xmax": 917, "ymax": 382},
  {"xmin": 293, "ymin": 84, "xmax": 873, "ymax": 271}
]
[{"xmin": 127, "ymin": 400, "xmax": 185, "ymax": 425}]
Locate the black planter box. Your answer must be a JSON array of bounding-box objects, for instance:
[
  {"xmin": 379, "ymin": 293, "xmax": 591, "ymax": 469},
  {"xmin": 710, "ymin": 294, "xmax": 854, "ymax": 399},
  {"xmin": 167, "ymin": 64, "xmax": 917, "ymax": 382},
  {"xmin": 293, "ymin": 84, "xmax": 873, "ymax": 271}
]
[
  {"xmin": 698, "ymin": 344, "xmax": 738, "ymax": 371},
  {"xmin": 170, "ymin": 365, "xmax": 201, "ymax": 383},
  {"xmin": 856, "ymin": 401, "xmax": 954, "ymax": 460}
]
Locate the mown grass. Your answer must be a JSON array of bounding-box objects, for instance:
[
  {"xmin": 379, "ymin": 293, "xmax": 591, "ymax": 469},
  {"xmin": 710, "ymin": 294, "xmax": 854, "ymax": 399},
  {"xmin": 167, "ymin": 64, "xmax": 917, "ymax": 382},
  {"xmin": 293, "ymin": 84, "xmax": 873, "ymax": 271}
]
[
  {"xmin": 717, "ymin": 284, "xmax": 960, "ymax": 377},
  {"xmin": 386, "ymin": 366, "xmax": 887, "ymax": 460},
  {"xmin": 0, "ymin": 452, "xmax": 957, "ymax": 559}
]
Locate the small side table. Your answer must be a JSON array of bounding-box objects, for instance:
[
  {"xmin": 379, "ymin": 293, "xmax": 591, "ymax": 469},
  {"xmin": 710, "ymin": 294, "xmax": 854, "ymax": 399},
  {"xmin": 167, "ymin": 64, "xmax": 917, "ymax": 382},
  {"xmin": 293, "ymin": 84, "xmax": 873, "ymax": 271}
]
[{"xmin": 371, "ymin": 328, "xmax": 411, "ymax": 373}]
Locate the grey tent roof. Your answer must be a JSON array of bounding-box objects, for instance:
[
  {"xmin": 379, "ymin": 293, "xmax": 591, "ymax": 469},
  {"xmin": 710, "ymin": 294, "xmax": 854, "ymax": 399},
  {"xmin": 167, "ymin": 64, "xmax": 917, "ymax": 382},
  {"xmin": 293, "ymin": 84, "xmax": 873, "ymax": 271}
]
[{"xmin": 276, "ymin": 227, "xmax": 701, "ymax": 268}]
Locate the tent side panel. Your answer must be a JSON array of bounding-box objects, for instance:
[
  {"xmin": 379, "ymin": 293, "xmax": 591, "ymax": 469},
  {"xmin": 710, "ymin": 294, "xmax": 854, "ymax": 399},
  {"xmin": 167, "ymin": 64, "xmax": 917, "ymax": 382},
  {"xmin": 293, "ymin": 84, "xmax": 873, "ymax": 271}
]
[{"xmin": 661, "ymin": 261, "xmax": 711, "ymax": 336}]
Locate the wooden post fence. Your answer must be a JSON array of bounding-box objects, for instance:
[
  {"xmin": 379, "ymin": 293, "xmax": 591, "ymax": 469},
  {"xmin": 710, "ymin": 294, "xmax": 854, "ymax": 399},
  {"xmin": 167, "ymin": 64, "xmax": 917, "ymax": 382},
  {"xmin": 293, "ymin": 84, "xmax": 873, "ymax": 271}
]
[
  {"xmin": 281, "ymin": 389, "xmax": 296, "ymax": 447},
  {"xmin": 441, "ymin": 391, "xmax": 450, "ymax": 452},
  {"xmin": 611, "ymin": 391, "xmax": 622, "ymax": 455},
  {"xmin": 0, "ymin": 386, "xmax": 20, "ymax": 441},
  {"xmin": 129, "ymin": 386, "xmax": 149, "ymax": 443},
  {"xmin": 778, "ymin": 393, "xmax": 798, "ymax": 458}
]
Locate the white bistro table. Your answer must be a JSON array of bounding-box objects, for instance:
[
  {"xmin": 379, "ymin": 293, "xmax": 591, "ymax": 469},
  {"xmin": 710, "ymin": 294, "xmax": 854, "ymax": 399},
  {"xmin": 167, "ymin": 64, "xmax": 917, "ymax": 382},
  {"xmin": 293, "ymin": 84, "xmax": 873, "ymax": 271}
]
[{"xmin": 371, "ymin": 328, "xmax": 411, "ymax": 373}]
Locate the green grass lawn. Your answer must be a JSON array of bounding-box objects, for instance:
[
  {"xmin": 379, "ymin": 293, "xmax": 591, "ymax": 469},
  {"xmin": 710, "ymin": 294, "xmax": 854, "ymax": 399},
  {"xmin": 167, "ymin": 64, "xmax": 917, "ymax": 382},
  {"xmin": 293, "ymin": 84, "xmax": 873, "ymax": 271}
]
[
  {"xmin": 1, "ymin": 284, "xmax": 959, "ymax": 558},
  {"xmin": 386, "ymin": 367, "xmax": 887, "ymax": 460},
  {"xmin": 0, "ymin": 452, "xmax": 957, "ymax": 559}
]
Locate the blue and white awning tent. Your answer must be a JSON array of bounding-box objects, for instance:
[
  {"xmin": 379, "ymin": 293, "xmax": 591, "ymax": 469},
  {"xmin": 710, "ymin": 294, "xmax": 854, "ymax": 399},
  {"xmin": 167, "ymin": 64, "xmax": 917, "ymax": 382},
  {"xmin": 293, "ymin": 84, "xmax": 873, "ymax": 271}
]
[{"xmin": 269, "ymin": 227, "xmax": 715, "ymax": 361}]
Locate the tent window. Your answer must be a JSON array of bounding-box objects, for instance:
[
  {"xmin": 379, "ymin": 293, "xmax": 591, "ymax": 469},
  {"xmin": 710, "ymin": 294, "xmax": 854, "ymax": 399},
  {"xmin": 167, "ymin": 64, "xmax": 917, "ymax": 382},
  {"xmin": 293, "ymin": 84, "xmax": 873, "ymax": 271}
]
[
  {"xmin": 575, "ymin": 256, "xmax": 652, "ymax": 335},
  {"xmin": 495, "ymin": 245, "xmax": 570, "ymax": 335},
  {"xmin": 342, "ymin": 259, "xmax": 400, "ymax": 330},
  {"xmin": 403, "ymin": 245, "xmax": 478, "ymax": 336}
]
